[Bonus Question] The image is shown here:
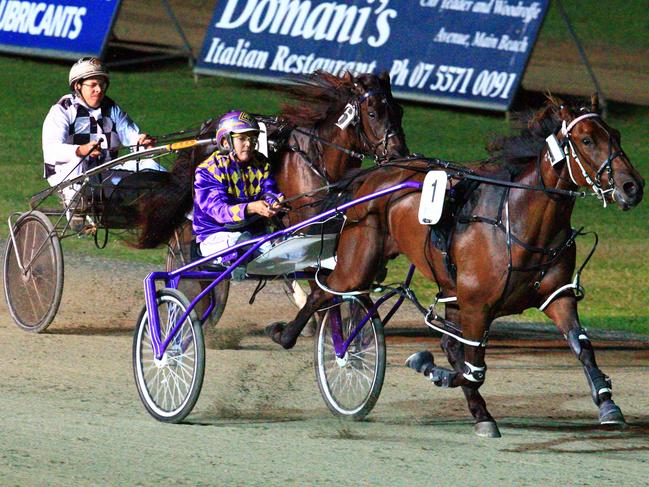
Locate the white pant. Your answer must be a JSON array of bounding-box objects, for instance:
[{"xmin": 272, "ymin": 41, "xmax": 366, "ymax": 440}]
[{"xmin": 200, "ymin": 231, "xmax": 273, "ymax": 262}]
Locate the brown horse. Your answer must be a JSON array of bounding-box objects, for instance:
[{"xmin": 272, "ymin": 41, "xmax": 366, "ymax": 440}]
[
  {"xmin": 267, "ymin": 96, "xmax": 644, "ymax": 436},
  {"xmin": 134, "ymin": 71, "xmax": 408, "ymax": 322},
  {"xmin": 272, "ymin": 70, "xmax": 408, "ymax": 225}
]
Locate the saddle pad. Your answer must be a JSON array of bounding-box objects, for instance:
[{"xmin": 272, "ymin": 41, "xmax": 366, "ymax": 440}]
[{"xmin": 246, "ymin": 233, "xmax": 338, "ymax": 275}]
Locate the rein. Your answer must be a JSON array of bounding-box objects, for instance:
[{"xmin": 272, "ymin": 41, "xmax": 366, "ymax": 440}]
[
  {"xmin": 383, "ymin": 157, "xmax": 588, "ymax": 199},
  {"xmin": 288, "ymin": 125, "xmax": 364, "ymax": 185},
  {"xmin": 254, "ymin": 114, "xmax": 367, "ymax": 186},
  {"xmin": 263, "ymin": 86, "xmax": 397, "ymax": 183},
  {"xmin": 289, "ymin": 125, "xmax": 367, "ymax": 161}
]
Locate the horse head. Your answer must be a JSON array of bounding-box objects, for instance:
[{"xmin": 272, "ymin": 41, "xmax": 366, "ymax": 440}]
[
  {"xmin": 553, "ymin": 96, "xmax": 644, "ymax": 210},
  {"xmin": 346, "ymin": 71, "xmax": 409, "ymax": 162},
  {"xmin": 279, "ymin": 70, "xmax": 409, "ymax": 166}
]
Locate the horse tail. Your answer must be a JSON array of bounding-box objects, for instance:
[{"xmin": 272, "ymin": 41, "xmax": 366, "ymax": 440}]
[
  {"xmin": 133, "ymin": 151, "xmax": 194, "ymax": 248},
  {"xmin": 133, "ymin": 118, "xmax": 220, "ymax": 249}
]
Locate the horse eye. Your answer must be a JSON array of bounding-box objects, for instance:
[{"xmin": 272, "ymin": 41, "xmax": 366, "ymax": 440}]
[
  {"xmin": 582, "ymin": 137, "xmax": 593, "ymax": 146},
  {"xmin": 368, "ymin": 112, "xmax": 376, "ymax": 119}
]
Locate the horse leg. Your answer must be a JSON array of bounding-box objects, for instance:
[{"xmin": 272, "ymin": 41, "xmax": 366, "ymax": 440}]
[
  {"xmin": 266, "ymin": 287, "xmax": 331, "ymax": 349},
  {"xmin": 268, "ymin": 218, "xmax": 384, "ymax": 349},
  {"xmin": 407, "ymin": 305, "xmax": 500, "ymax": 437},
  {"xmin": 543, "ymin": 296, "xmax": 626, "ymax": 425},
  {"xmin": 285, "ymin": 279, "xmax": 320, "ymax": 337},
  {"xmin": 440, "ymin": 335, "xmax": 499, "ymax": 437}
]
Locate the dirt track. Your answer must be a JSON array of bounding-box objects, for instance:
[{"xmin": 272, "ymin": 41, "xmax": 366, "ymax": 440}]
[{"xmin": 2, "ymin": 248, "xmax": 649, "ymax": 486}]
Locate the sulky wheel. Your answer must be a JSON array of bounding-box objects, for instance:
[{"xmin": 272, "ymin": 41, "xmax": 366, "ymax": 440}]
[
  {"xmin": 133, "ymin": 288, "xmax": 205, "ymax": 423},
  {"xmin": 3, "ymin": 211, "xmax": 64, "ymax": 332},
  {"xmin": 166, "ymin": 223, "xmax": 229, "ymax": 326},
  {"xmin": 314, "ymin": 297, "xmax": 386, "ymax": 420}
]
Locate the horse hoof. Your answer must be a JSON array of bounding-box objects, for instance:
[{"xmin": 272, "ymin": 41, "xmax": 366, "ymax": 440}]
[
  {"xmin": 405, "ymin": 350, "xmax": 434, "ymax": 374},
  {"xmin": 474, "ymin": 421, "xmax": 501, "ymax": 438},
  {"xmin": 265, "ymin": 322, "xmax": 287, "ymax": 345},
  {"xmin": 265, "ymin": 322, "xmax": 298, "ymax": 350},
  {"xmin": 599, "ymin": 399, "xmax": 627, "ymax": 426}
]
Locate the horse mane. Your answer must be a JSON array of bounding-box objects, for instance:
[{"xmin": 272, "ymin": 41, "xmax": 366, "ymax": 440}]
[
  {"xmin": 485, "ymin": 95, "xmax": 588, "ymax": 176},
  {"xmin": 277, "ymin": 71, "xmax": 357, "ymax": 127}
]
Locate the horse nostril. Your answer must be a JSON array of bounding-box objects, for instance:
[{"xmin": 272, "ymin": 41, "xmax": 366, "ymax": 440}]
[{"xmin": 623, "ymin": 181, "xmax": 639, "ymax": 198}]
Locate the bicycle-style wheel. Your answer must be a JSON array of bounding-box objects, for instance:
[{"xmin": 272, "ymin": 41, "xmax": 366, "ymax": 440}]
[
  {"xmin": 314, "ymin": 297, "xmax": 386, "ymax": 420},
  {"xmin": 133, "ymin": 288, "xmax": 205, "ymax": 423},
  {"xmin": 166, "ymin": 225, "xmax": 229, "ymax": 326},
  {"xmin": 3, "ymin": 211, "xmax": 63, "ymax": 332}
]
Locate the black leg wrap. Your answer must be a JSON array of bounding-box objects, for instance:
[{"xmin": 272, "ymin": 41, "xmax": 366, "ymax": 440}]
[
  {"xmin": 567, "ymin": 327, "xmax": 592, "ymax": 360},
  {"xmin": 429, "ymin": 367, "xmax": 459, "ymax": 388},
  {"xmin": 584, "ymin": 367, "xmax": 612, "ymax": 406},
  {"xmin": 405, "ymin": 350, "xmax": 435, "ymax": 375}
]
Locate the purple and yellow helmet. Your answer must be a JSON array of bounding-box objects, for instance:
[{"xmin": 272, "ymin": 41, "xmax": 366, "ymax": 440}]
[{"xmin": 215, "ymin": 111, "xmax": 260, "ymax": 150}]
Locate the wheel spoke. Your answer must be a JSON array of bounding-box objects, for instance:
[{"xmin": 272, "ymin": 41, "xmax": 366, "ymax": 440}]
[
  {"xmin": 316, "ymin": 301, "xmax": 384, "ymax": 416},
  {"xmin": 134, "ymin": 290, "xmax": 204, "ymax": 422},
  {"xmin": 4, "ymin": 213, "xmax": 62, "ymax": 331}
]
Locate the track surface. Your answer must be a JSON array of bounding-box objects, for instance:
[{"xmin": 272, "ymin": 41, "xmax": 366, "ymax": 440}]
[
  {"xmin": 2, "ymin": 249, "xmax": 649, "ymax": 486},
  {"xmin": 4, "ymin": 6, "xmax": 647, "ymax": 483}
]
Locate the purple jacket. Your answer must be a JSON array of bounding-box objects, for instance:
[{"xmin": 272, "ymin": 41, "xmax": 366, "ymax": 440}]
[{"xmin": 193, "ymin": 151, "xmax": 282, "ymax": 242}]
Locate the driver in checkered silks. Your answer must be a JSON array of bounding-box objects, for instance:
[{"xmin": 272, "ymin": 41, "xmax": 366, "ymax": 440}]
[
  {"xmin": 193, "ymin": 111, "xmax": 284, "ymax": 271},
  {"xmin": 41, "ymin": 57, "xmax": 164, "ymax": 211}
]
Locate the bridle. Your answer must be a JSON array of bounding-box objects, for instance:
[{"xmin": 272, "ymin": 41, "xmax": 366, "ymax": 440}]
[
  {"xmin": 352, "ymin": 88, "xmax": 403, "ymax": 163},
  {"xmin": 555, "ymin": 112, "xmax": 625, "ymax": 207},
  {"xmin": 283, "ymin": 86, "xmax": 403, "ymax": 184}
]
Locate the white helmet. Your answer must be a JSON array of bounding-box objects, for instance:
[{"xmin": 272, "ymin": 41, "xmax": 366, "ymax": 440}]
[{"xmin": 69, "ymin": 57, "xmax": 109, "ymax": 90}]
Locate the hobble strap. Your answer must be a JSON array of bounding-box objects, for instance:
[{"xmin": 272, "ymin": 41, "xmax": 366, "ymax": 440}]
[{"xmin": 463, "ymin": 361, "xmax": 487, "ymax": 383}]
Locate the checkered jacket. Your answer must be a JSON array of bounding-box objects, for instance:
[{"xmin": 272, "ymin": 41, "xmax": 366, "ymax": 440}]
[
  {"xmin": 193, "ymin": 151, "xmax": 282, "ymax": 242},
  {"xmin": 42, "ymin": 94, "xmax": 141, "ymax": 185}
]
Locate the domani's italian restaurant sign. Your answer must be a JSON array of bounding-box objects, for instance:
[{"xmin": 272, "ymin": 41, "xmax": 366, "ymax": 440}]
[{"xmin": 195, "ymin": 0, "xmax": 549, "ymax": 110}]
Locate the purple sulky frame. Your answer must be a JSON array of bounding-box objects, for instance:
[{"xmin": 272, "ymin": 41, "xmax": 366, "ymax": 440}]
[
  {"xmin": 328, "ymin": 263, "xmax": 417, "ymax": 357},
  {"xmin": 143, "ymin": 180, "xmax": 423, "ymax": 360}
]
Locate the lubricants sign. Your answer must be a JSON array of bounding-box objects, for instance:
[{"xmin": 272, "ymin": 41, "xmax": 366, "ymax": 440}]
[
  {"xmin": 195, "ymin": 0, "xmax": 549, "ymax": 111},
  {"xmin": 0, "ymin": 0, "xmax": 122, "ymax": 59}
]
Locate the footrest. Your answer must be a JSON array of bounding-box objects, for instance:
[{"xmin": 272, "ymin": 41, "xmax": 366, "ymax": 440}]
[{"xmin": 190, "ymin": 239, "xmax": 234, "ymax": 272}]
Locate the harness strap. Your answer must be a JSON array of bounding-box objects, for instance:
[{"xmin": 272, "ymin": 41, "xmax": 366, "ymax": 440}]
[
  {"xmin": 288, "ymin": 143, "xmax": 329, "ymax": 184},
  {"xmin": 561, "ymin": 113, "xmax": 599, "ymax": 134},
  {"xmin": 538, "ymin": 230, "xmax": 597, "ymax": 311},
  {"xmin": 424, "ymin": 307, "xmax": 486, "ymax": 347},
  {"xmin": 290, "ymin": 125, "xmax": 366, "ymax": 161},
  {"xmin": 357, "ymin": 89, "xmax": 385, "ymax": 104}
]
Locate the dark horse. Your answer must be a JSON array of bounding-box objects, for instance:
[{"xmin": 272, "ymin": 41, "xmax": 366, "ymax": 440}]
[
  {"xmin": 133, "ymin": 70, "xmax": 408, "ymax": 324},
  {"xmin": 267, "ymin": 96, "xmax": 644, "ymax": 436}
]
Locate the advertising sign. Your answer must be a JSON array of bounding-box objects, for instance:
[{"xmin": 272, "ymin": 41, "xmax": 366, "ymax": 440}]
[
  {"xmin": 0, "ymin": 0, "xmax": 122, "ymax": 59},
  {"xmin": 195, "ymin": 0, "xmax": 549, "ymax": 110}
]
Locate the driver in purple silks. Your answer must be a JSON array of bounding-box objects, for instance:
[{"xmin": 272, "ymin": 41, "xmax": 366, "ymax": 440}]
[{"xmin": 193, "ymin": 111, "xmax": 284, "ymax": 268}]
